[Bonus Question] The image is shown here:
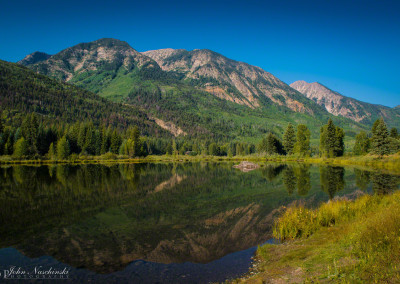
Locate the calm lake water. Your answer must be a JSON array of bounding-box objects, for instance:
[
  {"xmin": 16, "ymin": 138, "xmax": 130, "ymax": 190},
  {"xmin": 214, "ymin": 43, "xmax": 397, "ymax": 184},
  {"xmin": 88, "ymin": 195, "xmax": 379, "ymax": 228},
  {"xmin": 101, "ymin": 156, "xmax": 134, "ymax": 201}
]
[{"xmin": 0, "ymin": 162, "xmax": 399, "ymax": 283}]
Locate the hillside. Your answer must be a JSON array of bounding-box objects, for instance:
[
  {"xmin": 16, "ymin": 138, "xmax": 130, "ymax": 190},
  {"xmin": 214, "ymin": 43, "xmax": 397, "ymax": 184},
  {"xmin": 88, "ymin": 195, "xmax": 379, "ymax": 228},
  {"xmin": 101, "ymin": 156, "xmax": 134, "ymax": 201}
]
[
  {"xmin": 0, "ymin": 60, "xmax": 169, "ymax": 136},
  {"xmin": 291, "ymin": 80, "xmax": 400, "ymax": 128}
]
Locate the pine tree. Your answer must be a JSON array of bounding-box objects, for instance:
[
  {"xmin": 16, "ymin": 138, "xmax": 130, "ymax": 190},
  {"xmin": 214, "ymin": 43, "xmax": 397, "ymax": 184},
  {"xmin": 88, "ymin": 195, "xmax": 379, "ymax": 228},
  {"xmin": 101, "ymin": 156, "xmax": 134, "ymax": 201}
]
[
  {"xmin": 100, "ymin": 127, "xmax": 110, "ymax": 154},
  {"xmin": 57, "ymin": 136, "xmax": 70, "ymax": 159},
  {"xmin": 390, "ymin": 128, "xmax": 399, "ymax": 139},
  {"xmin": 371, "ymin": 118, "xmax": 390, "ymax": 156},
  {"xmin": 13, "ymin": 137, "xmax": 29, "ymax": 158},
  {"xmin": 131, "ymin": 126, "xmax": 141, "ymax": 157},
  {"xmin": 294, "ymin": 124, "xmax": 310, "ymax": 157},
  {"xmin": 334, "ymin": 126, "xmax": 345, "ymax": 157},
  {"xmin": 21, "ymin": 113, "xmax": 39, "ymax": 155},
  {"xmin": 110, "ymin": 130, "xmax": 121, "ymax": 154},
  {"xmin": 47, "ymin": 142, "xmax": 56, "ymax": 160},
  {"xmin": 266, "ymin": 133, "xmax": 278, "ymax": 155},
  {"xmin": 283, "ymin": 123, "xmax": 296, "ymax": 155},
  {"xmin": 324, "ymin": 119, "xmax": 337, "ymax": 157},
  {"xmin": 320, "ymin": 119, "xmax": 344, "ymax": 157}
]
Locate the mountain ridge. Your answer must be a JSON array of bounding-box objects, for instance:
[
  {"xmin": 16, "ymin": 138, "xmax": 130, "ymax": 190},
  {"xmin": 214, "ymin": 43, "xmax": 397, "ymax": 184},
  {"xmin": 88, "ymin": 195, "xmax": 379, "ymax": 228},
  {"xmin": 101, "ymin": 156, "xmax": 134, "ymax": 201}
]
[{"xmin": 290, "ymin": 80, "xmax": 400, "ymax": 127}]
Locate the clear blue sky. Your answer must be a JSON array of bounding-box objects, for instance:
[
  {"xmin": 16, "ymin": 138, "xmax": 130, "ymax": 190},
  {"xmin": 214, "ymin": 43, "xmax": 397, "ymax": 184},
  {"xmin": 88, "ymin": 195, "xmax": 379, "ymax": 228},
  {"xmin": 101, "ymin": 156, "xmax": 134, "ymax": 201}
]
[{"xmin": 1, "ymin": 0, "xmax": 399, "ymax": 107}]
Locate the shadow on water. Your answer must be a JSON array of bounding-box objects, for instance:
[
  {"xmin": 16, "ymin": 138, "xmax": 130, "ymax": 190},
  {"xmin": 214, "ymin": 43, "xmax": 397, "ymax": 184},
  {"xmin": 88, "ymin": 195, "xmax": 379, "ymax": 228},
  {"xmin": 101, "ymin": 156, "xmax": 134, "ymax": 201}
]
[{"xmin": 0, "ymin": 162, "xmax": 399, "ymax": 283}]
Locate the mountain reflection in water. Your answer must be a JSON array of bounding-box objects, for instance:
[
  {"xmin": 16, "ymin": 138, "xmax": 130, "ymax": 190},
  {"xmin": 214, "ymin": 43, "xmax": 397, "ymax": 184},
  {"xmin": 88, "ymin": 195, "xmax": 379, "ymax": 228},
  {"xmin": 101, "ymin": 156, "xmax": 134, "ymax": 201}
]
[{"xmin": 0, "ymin": 162, "xmax": 398, "ymax": 283}]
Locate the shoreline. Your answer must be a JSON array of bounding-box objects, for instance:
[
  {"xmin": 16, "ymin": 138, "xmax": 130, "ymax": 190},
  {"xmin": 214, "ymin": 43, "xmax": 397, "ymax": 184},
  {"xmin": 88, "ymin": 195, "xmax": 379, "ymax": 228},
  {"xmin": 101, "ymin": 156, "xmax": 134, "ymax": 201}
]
[{"xmin": 1, "ymin": 154, "xmax": 400, "ymax": 172}]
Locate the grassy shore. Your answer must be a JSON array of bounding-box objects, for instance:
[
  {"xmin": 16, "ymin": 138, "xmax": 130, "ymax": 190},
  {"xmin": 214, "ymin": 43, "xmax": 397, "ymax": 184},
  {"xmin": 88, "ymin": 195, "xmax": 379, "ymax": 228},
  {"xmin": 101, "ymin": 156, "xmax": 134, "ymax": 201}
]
[
  {"xmin": 1, "ymin": 153, "xmax": 400, "ymax": 173},
  {"xmin": 233, "ymin": 191, "xmax": 400, "ymax": 283}
]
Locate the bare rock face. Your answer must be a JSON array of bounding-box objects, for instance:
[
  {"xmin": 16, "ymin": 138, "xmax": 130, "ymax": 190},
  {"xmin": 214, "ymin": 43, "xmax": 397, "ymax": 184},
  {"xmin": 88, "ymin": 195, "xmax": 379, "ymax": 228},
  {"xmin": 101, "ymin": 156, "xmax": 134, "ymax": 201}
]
[
  {"xmin": 143, "ymin": 48, "xmax": 314, "ymax": 113},
  {"xmin": 290, "ymin": 80, "xmax": 397, "ymax": 124}
]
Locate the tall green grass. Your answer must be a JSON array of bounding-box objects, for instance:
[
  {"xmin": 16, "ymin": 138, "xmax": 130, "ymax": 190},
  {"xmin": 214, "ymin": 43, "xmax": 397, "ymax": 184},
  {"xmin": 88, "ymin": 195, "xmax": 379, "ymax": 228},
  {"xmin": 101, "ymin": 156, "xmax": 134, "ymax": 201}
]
[{"xmin": 270, "ymin": 191, "xmax": 400, "ymax": 282}]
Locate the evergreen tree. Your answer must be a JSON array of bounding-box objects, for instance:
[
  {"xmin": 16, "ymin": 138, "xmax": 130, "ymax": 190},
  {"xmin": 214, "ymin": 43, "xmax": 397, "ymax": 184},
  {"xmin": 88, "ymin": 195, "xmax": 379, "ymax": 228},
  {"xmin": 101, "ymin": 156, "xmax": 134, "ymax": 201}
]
[
  {"xmin": 208, "ymin": 142, "xmax": 219, "ymax": 156},
  {"xmin": 294, "ymin": 124, "xmax": 310, "ymax": 156},
  {"xmin": 266, "ymin": 133, "xmax": 277, "ymax": 155},
  {"xmin": 320, "ymin": 119, "xmax": 345, "ymax": 157},
  {"xmin": 47, "ymin": 142, "xmax": 56, "ymax": 160},
  {"xmin": 390, "ymin": 127, "xmax": 399, "ymax": 139},
  {"xmin": 334, "ymin": 126, "xmax": 345, "ymax": 157},
  {"xmin": 322, "ymin": 119, "xmax": 337, "ymax": 157},
  {"xmin": 172, "ymin": 139, "xmax": 178, "ymax": 156},
  {"xmin": 100, "ymin": 127, "xmax": 111, "ymax": 154},
  {"xmin": 21, "ymin": 113, "xmax": 39, "ymax": 155},
  {"xmin": 258, "ymin": 133, "xmax": 284, "ymax": 155},
  {"xmin": 283, "ymin": 123, "xmax": 296, "ymax": 155},
  {"xmin": 131, "ymin": 126, "xmax": 141, "ymax": 157},
  {"xmin": 110, "ymin": 130, "xmax": 122, "ymax": 154},
  {"xmin": 57, "ymin": 136, "xmax": 70, "ymax": 159},
  {"xmin": 371, "ymin": 118, "xmax": 390, "ymax": 155},
  {"xmin": 13, "ymin": 137, "xmax": 29, "ymax": 158}
]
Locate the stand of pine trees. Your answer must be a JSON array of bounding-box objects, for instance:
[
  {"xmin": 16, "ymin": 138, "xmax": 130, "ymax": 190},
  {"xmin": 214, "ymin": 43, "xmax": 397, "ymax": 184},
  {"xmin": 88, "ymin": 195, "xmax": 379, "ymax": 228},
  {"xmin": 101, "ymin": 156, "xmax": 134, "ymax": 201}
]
[{"xmin": 0, "ymin": 111, "xmax": 398, "ymax": 160}]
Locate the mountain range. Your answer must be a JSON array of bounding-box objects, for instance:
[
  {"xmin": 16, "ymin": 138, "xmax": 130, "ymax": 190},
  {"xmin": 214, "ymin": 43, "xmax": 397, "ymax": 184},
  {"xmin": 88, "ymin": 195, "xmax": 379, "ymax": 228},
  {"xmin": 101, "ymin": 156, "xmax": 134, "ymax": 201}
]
[{"xmin": 11, "ymin": 38, "xmax": 400, "ymax": 140}]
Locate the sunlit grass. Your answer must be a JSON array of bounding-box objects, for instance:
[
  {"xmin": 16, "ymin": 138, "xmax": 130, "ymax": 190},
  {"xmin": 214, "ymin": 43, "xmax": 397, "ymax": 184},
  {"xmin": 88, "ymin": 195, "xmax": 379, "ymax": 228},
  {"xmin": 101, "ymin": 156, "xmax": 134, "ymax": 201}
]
[{"xmin": 243, "ymin": 191, "xmax": 400, "ymax": 283}]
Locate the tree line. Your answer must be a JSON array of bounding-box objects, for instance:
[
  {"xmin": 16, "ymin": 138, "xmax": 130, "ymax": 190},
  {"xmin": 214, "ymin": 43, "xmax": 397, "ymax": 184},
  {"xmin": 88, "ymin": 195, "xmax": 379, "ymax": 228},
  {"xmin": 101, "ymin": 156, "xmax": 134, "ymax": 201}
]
[
  {"xmin": 257, "ymin": 117, "xmax": 398, "ymax": 157},
  {"xmin": 0, "ymin": 112, "xmax": 398, "ymax": 160}
]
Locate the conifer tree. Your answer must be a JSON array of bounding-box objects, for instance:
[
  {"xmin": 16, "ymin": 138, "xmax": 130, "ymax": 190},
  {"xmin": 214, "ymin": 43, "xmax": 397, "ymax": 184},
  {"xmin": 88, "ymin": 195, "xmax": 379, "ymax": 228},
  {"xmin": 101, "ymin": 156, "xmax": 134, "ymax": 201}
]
[
  {"xmin": 21, "ymin": 113, "xmax": 39, "ymax": 155},
  {"xmin": 320, "ymin": 119, "xmax": 345, "ymax": 157},
  {"xmin": 57, "ymin": 136, "xmax": 70, "ymax": 159},
  {"xmin": 294, "ymin": 124, "xmax": 310, "ymax": 156},
  {"xmin": 266, "ymin": 132, "xmax": 278, "ymax": 155},
  {"xmin": 13, "ymin": 137, "xmax": 29, "ymax": 158},
  {"xmin": 100, "ymin": 127, "xmax": 110, "ymax": 154},
  {"xmin": 371, "ymin": 118, "xmax": 390, "ymax": 155},
  {"xmin": 131, "ymin": 126, "xmax": 141, "ymax": 157},
  {"xmin": 390, "ymin": 127, "xmax": 399, "ymax": 139},
  {"xmin": 110, "ymin": 130, "xmax": 121, "ymax": 154},
  {"xmin": 283, "ymin": 123, "xmax": 296, "ymax": 155},
  {"xmin": 334, "ymin": 126, "xmax": 345, "ymax": 157},
  {"xmin": 47, "ymin": 142, "xmax": 56, "ymax": 160}
]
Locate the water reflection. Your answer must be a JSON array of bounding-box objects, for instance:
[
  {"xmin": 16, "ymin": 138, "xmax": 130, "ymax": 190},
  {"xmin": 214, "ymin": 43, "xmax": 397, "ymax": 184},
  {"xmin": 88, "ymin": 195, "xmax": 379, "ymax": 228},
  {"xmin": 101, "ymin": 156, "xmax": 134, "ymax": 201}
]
[
  {"xmin": 371, "ymin": 172, "xmax": 400, "ymax": 194},
  {"xmin": 0, "ymin": 163, "xmax": 399, "ymax": 283},
  {"xmin": 320, "ymin": 166, "xmax": 345, "ymax": 199},
  {"xmin": 282, "ymin": 165, "xmax": 311, "ymax": 196}
]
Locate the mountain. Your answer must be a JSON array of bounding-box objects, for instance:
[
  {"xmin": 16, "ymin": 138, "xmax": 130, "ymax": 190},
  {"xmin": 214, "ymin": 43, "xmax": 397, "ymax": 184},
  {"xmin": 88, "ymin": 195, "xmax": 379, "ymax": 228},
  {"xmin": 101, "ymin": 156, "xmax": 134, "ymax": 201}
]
[
  {"xmin": 0, "ymin": 60, "xmax": 169, "ymax": 136},
  {"xmin": 143, "ymin": 48, "xmax": 316, "ymax": 113},
  {"xmin": 18, "ymin": 51, "xmax": 51, "ymax": 66},
  {"xmin": 20, "ymin": 38, "xmax": 367, "ymax": 140},
  {"xmin": 290, "ymin": 80, "xmax": 400, "ymax": 127}
]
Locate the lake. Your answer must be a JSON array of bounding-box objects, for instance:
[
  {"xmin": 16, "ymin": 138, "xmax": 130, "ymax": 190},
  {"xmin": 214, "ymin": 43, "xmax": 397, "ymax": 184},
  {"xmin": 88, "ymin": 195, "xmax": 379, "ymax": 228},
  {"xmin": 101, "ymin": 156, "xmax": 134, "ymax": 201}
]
[{"xmin": 0, "ymin": 162, "xmax": 399, "ymax": 283}]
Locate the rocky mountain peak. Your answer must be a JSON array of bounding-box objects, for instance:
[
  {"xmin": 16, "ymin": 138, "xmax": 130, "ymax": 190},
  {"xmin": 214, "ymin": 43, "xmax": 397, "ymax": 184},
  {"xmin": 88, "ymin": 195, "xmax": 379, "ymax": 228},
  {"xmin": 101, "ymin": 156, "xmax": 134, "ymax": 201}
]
[
  {"xmin": 26, "ymin": 38, "xmax": 156, "ymax": 82},
  {"xmin": 18, "ymin": 51, "xmax": 51, "ymax": 66},
  {"xmin": 290, "ymin": 80, "xmax": 396, "ymax": 124}
]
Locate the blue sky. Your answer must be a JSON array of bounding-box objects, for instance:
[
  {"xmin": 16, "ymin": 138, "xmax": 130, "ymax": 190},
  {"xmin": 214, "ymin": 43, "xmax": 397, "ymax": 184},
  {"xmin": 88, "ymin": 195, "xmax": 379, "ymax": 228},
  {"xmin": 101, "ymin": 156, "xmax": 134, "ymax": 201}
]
[{"xmin": 1, "ymin": 0, "xmax": 399, "ymax": 107}]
